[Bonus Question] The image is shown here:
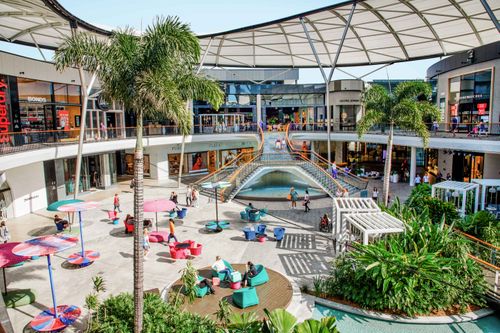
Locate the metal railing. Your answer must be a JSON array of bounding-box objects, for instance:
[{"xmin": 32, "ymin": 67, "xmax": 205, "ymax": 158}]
[
  {"xmin": 0, "ymin": 124, "xmax": 260, "ymax": 156},
  {"xmin": 286, "ymin": 121, "xmax": 500, "ymax": 139},
  {"xmin": 285, "ymin": 123, "xmax": 368, "ymax": 191}
]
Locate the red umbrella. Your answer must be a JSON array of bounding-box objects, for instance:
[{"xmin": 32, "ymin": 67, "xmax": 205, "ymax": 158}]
[
  {"xmin": 143, "ymin": 199, "xmax": 177, "ymax": 232},
  {"xmin": 0, "ymin": 242, "xmax": 29, "ymax": 294}
]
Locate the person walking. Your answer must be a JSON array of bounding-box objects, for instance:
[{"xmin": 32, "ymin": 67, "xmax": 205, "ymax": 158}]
[
  {"xmin": 167, "ymin": 218, "xmax": 178, "ymax": 243},
  {"xmin": 303, "ymin": 190, "xmax": 311, "ymax": 212},
  {"xmin": 186, "ymin": 185, "xmax": 192, "ymax": 207},
  {"xmin": 192, "ymin": 187, "xmax": 199, "ymax": 207},
  {"xmin": 331, "ymin": 161, "xmax": 337, "ymax": 179},
  {"xmin": 432, "ymin": 120, "xmax": 439, "ymax": 135},
  {"xmin": 143, "ymin": 228, "xmax": 150, "ymax": 258},
  {"xmin": 113, "ymin": 193, "xmax": 121, "ymax": 212},
  {"xmin": 423, "ymin": 173, "xmax": 430, "ymax": 184},
  {"xmin": 451, "ymin": 116, "xmax": 458, "ymax": 137},
  {"xmin": 289, "ymin": 187, "xmax": 298, "ymax": 209},
  {"xmin": 415, "ymin": 174, "xmax": 422, "ymax": 185},
  {"xmin": 0, "ymin": 221, "xmax": 10, "ymax": 243},
  {"xmin": 372, "ymin": 187, "xmax": 379, "ymax": 203}
]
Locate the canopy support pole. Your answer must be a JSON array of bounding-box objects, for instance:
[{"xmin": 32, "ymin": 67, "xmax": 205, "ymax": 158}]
[
  {"xmin": 47, "ymin": 255, "xmax": 58, "ymax": 318},
  {"xmin": 479, "ymin": 0, "xmax": 500, "ymax": 32},
  {"xmin": 29, "ymin": 33, "xmax": 47, "ymax": 61},
  {"xmin": 300, "ymin": 3, "xmax": 356, "ymax": 166}
]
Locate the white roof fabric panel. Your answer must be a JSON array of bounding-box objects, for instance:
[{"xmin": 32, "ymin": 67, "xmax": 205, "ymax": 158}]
[{"xmin": 198, "ymin": 0, "xmax": 500, "ymax": 68}]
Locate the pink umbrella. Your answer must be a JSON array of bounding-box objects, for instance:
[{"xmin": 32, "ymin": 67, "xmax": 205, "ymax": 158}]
[
  {"xmin": 143, "ymin": 199, "xmax": 177, "ymax": 232},
  {"xmin": 0, "ymin": 242, "xmax": 29, "ymax": 295},
  {"xmin": 58, "ymin": 201, "xmax": 100, "ymax": 266}
]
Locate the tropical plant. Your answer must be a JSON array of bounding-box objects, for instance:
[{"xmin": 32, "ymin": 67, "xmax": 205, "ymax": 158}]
[
  {"xmin": 180, "ymin": 260, "xmax": 199, "ymax": 303},
  {"xmin": 405, "ymin": 183, "xmax": 431, "ymax": 203},
  {"xmin": 215, "ymin": 298, "xmax": 232, "ymax": 327},
  {"xmin": 312, "ymin": 276, "xmax": 324, "ymax": 297},
  {"xmin": 226, "ymin": 312, "xmax": 261, "ymax": 333},
  {"xmin": 263, "ymin": 308, "xmax": 297, "ymax": 333},
  {"xmin": 295, "ymin": 317, "xmax": 339, "ymax": 333},
  {"xmin": 358, "ymin": 82, "xmax": 440, "ymax": 205},
  {"xmin": 87, "ymin": 292, "xmax": 221, "ymax": 333},
  {"xmin": 456, "ymin": 210, "xmax": 500, "ymax": 246},
  {"xmin": 326, "ymin": 206, "xmax": 487, "ymax": 316},
  {"xmin": 55, "ymin": 17, "xmax": 224, "ymax": 331},
  {"xmin": 85, "ymin": 275, "xmax": 107, "ymax": 330}
]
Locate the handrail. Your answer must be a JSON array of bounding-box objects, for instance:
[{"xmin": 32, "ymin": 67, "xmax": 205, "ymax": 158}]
[
  {"xmin": 456, "ymin": 229, "xmax": 500, "ymax": 251},
  {"xmin": 468, "ymin": 254, "xmax": 500, "ymax": 271},
  {"xmin": 285, "ymin": 123, "xmax": 367, "ymax": 189}
]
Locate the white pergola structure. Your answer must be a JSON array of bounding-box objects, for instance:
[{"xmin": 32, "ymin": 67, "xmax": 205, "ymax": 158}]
[
  {"xmin": 344, "ymin": 212, "xmax": 405, "ymax": 245},
  {"xmin": 471, "ymin": 179, "xmax": 500, "ymax": 210},
  {"xmin": 432, "ymin": 181, "xmax": 480, "ymax": 216},
  {"xmin": 333, "ymin": 198, "xmax": 380, "ymax": 252}
]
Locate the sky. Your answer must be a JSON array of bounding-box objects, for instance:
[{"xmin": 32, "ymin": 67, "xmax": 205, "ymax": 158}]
[{"xmin": 0, "ymin": 0, "xmax": 441, "ymax": 83}]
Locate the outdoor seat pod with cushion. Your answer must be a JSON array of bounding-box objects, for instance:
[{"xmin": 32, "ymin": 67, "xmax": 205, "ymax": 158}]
[
  {"xmin": 211, "ymin": 260, "xmax": 234, "ymax": 280},
  {"xmin": 248, "ymin": 265, "xmax": 269, "ymax": 287},
  {"xmin": 124, "ymin": 220, "xmax": 134, "ymax": 234},
  {"xmin": 177, "ymin": 208, "xmax": 187, "ymax": 219},
  {"xmin": 169, "ymin": 211, "xmax": 177, "ymax": 218},
  {"xmin": 243, "ymin": 228, "xmax": 256, "ymax": 241},
  {"xmin": 240, "ymin": 211, "xmax": 249, "ymax": 220},
  {"xmin": 168, "ymin": 243, "xmax": 189, "ymax": 259},
  {"xmin": 189, "ymin": 243, "xmax": 202, "ymax": 256},
  {"xmin": 232, "ymin": 287, "xmax": 259, "ymax": 309},
  {"xmin": 273, "ymin": 227, "xmax": 285, "ymax": 241},
  {"xmin": 256, "ymin": 224, "xmax": 267, "ymax": 236},
  {"xmin": 259, "ymin": 208, "xmax": 268, "ymax": 217},
  {"xmin": 149, "ymin": 231, "xmax": 169, "ymax": 243},
  {"xmin": 248, "ymin": 211, "xmax": 260, "ymax": 222},
  {"xmin": 195, "ymin": 276, "xmax": 208, "ymax": 298}
]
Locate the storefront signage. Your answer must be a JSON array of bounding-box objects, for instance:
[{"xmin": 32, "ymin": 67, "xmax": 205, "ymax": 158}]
[
  {"xmin": 0, "ymin": 79, "xmax": 10, "ymax": 143},
  {"xmin": 27, "ymin": 96, "xmax": 47, "ymax": 103},
  {"xmin": 477, "ymin": 103, "xmax": 487, "ymax": 115},
  {"xmin": 339, "ymin": 99, "xmax": 360, "ymax": 103},
  {"xmin": 449, "ymin": 104, "xmax": 458, "ymax": 116},
  {"xmin": 58, "ymin": 110, "xmax": 70, "ymax": 130}
]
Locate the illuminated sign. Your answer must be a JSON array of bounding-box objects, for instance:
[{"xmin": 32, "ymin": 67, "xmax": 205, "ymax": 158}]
[
  {"xmin": 27, "ymin": 96, "xmax": 47, "ymax": 103},
  {"xmin": 449, "ymin": 104, "xmax": 458, "ymax": 116},
  {"xmin": 477, "ymin": 103, "xmax": 487, "ymax": 115},
  {"xmin": 0, "ymin": 79, "xmax": 10, "ymax": 143}
]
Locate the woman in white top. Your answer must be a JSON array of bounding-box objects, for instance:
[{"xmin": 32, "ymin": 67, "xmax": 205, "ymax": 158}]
[
  {"xmin": 372, "ymin": 187, "xmax": 379, "ymax": 203},
  {"xmin": 423, "ymin": 173, "xmax": 429, "ymax": 184},
  {"xmin": 186, "ymin": 185, "xmax": 192, "ymax": 207},
  {"xmin": 0, "ymin": 221, "xmax": 10, "ymax": 243},
  {"xmin": 304, "ymin": 190, "xmax": 311, "ymax": 213}
]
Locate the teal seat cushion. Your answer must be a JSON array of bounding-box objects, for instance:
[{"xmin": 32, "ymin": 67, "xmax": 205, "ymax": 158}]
[
  {"xmin": 211, "ymin": 260, "xmax": 234, "ymax": 279},
  {"xmin": 232, "ymin": 287, "xmax": 259, "ymax": 309},
  {"xmin": 195, "ymin": 285, "xmax": 208, "ymax": 297},
  {"xmin": 248, "ymin": 265, "xmax": 269, "ymax": 287}
]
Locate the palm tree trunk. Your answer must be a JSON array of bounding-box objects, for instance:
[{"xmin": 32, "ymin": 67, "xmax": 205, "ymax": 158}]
[
  {"xmin": 133, "ymin": 110, "xmax": 144, "ymax": 333},
  {"xmin": 383, "ymin": 123, "xmax": 394, "ymax": 206},
  {"xmin": 177, "ymin": 135, "xmax": 186, "ymax": 188}
]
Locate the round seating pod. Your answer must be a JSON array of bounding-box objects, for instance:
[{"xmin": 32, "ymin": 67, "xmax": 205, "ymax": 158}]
[{"xmin": 149, "ymin": 231, "xmax": 169, "ymax": 243}]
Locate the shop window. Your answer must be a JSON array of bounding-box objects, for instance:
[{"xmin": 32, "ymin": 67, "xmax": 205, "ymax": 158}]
[
  {"xmin": 124, "ymin": 154, "xmax": 150, "ymax": 177},
  {"xmin": 188, "ymin": 152, "xmax": 207, "ymax": 173}
]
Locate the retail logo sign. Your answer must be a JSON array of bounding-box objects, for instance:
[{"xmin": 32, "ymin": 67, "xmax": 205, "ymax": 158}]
[
  {"xmin": 477, "ymin": 103, "xmax": 487, "ymax": 115},
  {"xmin": 0, "ymin": 78, "xmax": 10, "ymax": 143}
]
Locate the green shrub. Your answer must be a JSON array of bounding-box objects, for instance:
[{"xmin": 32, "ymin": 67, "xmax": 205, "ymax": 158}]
[
  {"xmin": 88, "ymin": 293, "xmax": 221, "ymax": 333},
  {"xmin": 411, "ymin": 197, "xmax": 459, "ymax": 224},
  {"xmin": 405, "ymin": 183, "xmax": 431, "ymax": 203},
  {"xmin": 326, "ymin": 208, "xmax": 487, "ymax": 317},
  {"xmin": 456, "ymin": 211, "xmax": 500, "ymax": 246}
]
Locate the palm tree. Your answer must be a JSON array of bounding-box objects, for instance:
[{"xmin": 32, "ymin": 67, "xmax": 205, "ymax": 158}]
[
  {"xmin": 54, "ymin": 17, "xmax": 224, "ymax": 332},
  {"xmin": 357, "ymin": 81, "xmax": 440, "ymax": 206}
]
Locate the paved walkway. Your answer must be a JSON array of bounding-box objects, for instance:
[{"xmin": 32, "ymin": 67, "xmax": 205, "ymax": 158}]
[{"xmin": 4, "ymin": 179, "xmax": 332, "ymax": 332}]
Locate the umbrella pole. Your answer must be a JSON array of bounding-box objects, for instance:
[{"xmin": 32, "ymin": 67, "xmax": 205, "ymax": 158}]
[
  {"xmin": 156, "ymin": 212, "xmax": 158, "ymax": 232},
  {"xmin": 46, "ymin": 255, "xmax": 58, "ymax": 318},
  {"xmin": 78, "ymin": 211, "xmax": 85, "ymax": 257},
  {"xmin": 2, "ymin": 267, "xmax": 6, "ymax": 295},
  {"xmin": 215, "ymin": 187, "xmax": 219, "ymax": 225},
  {"xmin": 67, "ymin": 213, "xmax": 72, "ymax": 232}
]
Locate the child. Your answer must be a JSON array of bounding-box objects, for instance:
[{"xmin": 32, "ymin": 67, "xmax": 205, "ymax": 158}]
[{"xmin": 143, "ymin": 228, "xmax": 150, "ymax": 258}]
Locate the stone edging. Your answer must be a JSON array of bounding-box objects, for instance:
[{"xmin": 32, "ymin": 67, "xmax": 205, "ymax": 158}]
[{"xmin": 314, "ymin": 297, "xmax": 494, "ymax": 324}]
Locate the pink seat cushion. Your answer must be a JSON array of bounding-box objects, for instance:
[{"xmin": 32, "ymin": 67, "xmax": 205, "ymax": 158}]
[{"xmin": 149, "ymin": 231, "xmax": 169, "ymax": 243}]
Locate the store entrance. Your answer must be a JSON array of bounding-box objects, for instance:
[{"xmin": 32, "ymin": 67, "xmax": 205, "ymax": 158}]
[
  {"xmin": 87, "ymin": 156, "xmax": 102, "ymax": 189},
  {"xmin": 452, "ymin": 153, "xmax": 484, "ymax": 182},
  {"xmin": 43, "ymin": 160, "xmax": 58, "ymax": 205}
]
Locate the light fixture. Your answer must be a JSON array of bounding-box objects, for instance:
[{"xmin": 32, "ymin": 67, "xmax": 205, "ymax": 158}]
[{"xmin": 19, "ymin": 71, "xmax": 24, "ymax": 75}]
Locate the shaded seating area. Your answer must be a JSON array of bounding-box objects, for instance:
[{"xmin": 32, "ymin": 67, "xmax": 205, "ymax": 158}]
[
  {"xmin": 168, "ymin": 264, "xmax": 292, "ymax": 319},
  {"xmin": 240, "ymin": 206, "xmax": 268, "ymax": 222},
  {"xmin": 344, "ymin": 212, "xmax": 405, "ymax": 245},
  {"xmin": 471, "ymin": 179, "xmax": 500, "ymax": 216},
  {"xmin": 205, "ymin": 221, "xmax": 230, "ymax": 232},
  {"xmin": 212, "ymin": 260, "xmax": 233, "ymax": 280}
]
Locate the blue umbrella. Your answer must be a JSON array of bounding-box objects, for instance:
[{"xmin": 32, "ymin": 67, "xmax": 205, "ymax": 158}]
[{"xmin": 201, "ymin": 181, "xmax": 231, "ymax": 226}]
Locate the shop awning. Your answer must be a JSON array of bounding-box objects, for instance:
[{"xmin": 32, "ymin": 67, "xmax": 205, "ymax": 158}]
[
  {"xmin": 198, "ymin": 0, "xmax": 500, "ymax": 68},
  {"xmin": 0, "ymin": 0, "xmax": 110, "ymax": 50}
]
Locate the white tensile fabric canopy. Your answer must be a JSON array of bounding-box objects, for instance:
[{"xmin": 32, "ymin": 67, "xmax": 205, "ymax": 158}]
[
  {"xmin": 345, "ymin": 211, "xmax": 405, "ymax": 245},
  {"xmin": 0, "ymin": 0, "xmax": 110, "ymax": 51},
  {"xmin": 0, "ymin": 0, "xmax": 498, "ymax": 68},
  {"xmin": 198, "ymin": 0, "xmax": 500, "ymax": 68}
]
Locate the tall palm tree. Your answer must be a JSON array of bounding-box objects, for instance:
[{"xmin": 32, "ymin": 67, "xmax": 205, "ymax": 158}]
[
  {"xmin": 54, "ymin": 17, "xmax": 224, "ymax": 332},
  {"xmin": 357, "ymin": 81, "xmax": 440, "ymax": 206}
]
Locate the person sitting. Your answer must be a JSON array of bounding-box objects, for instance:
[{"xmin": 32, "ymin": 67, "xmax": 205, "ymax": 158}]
[
  {"xmin": 195, "ymin": 272, "xmax": 215, "ymax": 294},
  {"xmin": 54, "ymin": 214, "xmax": 69, "ymax": 231},
  {"xmin": 143, "ymin": 219, "xmax": 153, "ymax": 229},
  {"xmin": 319, "ymin": 214, "xmax": 331, "ymax": 233},
  {"xmin": 125, "ymin": 214, "xmax": 134, "ymax": 225},
  {"xmin": 211, "ymin": 255, "xmax": 232, "ymax": 281},
  {"xmin": 241, "ymin": 261, "xmax": 258, "ymax": 287}
]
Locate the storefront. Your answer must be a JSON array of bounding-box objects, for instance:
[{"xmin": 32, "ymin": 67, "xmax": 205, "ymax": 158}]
[
  {"xmin": 452, "ymin": 152, "xmax": 484, "ymax": 182},
  {"xmin": 123, "ymin": 153, "xmax": 151, "ymax": 177},
  {"xmin": 448, "ymin": 69, "xmax": 492, "ymax": 132}
]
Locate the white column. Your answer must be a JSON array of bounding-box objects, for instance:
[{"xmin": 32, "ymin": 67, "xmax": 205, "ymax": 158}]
[
  {"xmin": 481, "ymin": 186, "xmax": 486, "ymax": 210},
  {"xmin": 461, "ymin": 190, "xmax": 467, "ymax": 216},
  {"xmin": 149, "ymin": 148, "xmax": 169, "ymax": 180},
  {"xmin": 474, "ymin": 186, "xmax": 479, "ymax": 213},
  {"xmin": 256, "ymin": 94, "xmax": 262, "ymax": 126},
  {"xmin": 335, "ymin": 141, "xmax": 343, "ymax": 164},
  {"xmin": 363, "ymin": 231, "xmax": 369, "ymax": 245},
  {"xmin": 410, "ymin": 146, "xmax": 417, "ymax": 186},
  {"xmin": 100, "ymin": 154, "xmax": 111, "ymax": 188}
]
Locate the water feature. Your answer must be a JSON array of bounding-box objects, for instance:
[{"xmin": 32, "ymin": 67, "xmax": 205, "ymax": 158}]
[
  {"xmin": 235, "ymin": 170, "xmax": 326, "ymax": 201},
  {"xmin": 313, "ymin": 303, "xmax": 500, "ymax": 333}
]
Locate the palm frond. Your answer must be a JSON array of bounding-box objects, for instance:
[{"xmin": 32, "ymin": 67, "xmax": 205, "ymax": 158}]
[
  {"xmin": 176, "ymin": 74, "xmax": 225, "ymax": 110},
  {"xmin": 357, "ymin": 109, "xmax": 385, "ymax": 138},
  {"xmin": 54, "ymin": 32, "xmax": 108, "ymax": 73},
  {"xmin": 393, "ymin": 81, "xmax": 432, "ymax": 103}
]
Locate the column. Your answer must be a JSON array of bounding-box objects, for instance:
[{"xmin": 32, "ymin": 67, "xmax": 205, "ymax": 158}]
[
  {"xmin": 149, "ymin": 148, "xmax": 169, "ymax": 180},
  {"xmin": 100, "ymin": 154, "xmax": 111, "ymax": 188},
  {"xmin": 334, "ymin": 141, "xmax": 343, "ymax": 164},
  {"xmin": 256, "ymin": 94, "xmax": 262, "ymax": 126},
  {"xmin": 188, "ymin": 100, "xmax": 194, "ymax": 134},
  {"xmin": 410, "ymin": 146, "xmax": 417, "ymax": 186}
]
